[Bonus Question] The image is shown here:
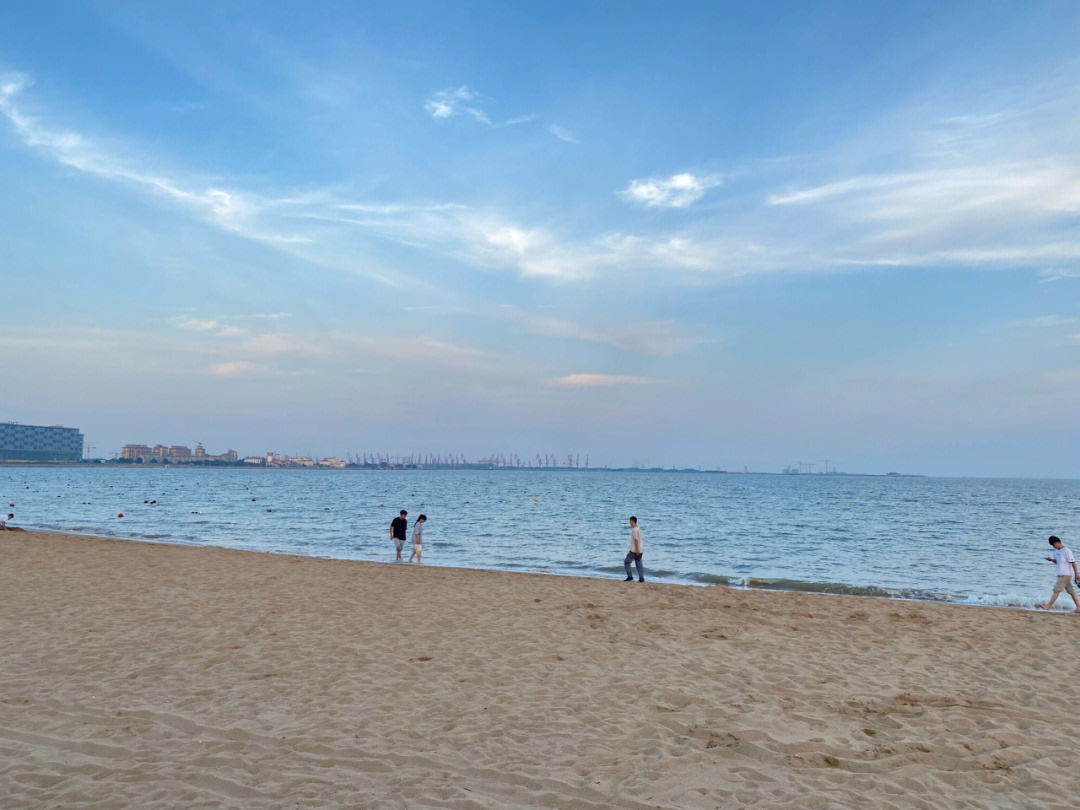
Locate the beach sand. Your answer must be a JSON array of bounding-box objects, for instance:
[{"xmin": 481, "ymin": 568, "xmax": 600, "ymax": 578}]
[{"xmin": 2, "ymin": 530, "xmax": 1079, "ymax": 809}]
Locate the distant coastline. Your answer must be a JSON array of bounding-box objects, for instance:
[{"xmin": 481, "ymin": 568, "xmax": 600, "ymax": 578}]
[{"xmin": 0, "ymin": 459, "xmax": 926, "ymax": 477}]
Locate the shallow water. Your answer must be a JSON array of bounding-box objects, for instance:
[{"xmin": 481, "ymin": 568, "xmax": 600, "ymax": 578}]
[{"xmin": 4, "ymin": 466, "xmax": 1078, "ymax": 608}]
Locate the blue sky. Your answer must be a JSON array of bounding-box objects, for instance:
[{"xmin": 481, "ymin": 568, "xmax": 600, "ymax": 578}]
[{"xmin": 2, "ymin": 1, "xmax": 1079, "ymax": 475}]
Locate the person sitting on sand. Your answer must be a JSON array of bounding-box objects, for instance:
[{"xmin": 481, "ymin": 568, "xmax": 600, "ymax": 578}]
[
  {"xmin": 390, "ymin": 510, "xmax": 408, "ymax": 561},
  {"xmin": 1039, "ymin": 536, "xmax": 1080, "ymax": 612},
  {"xmin": 624, "ymin": 516, "xmax": 644, "ymax": 582},
  {"xmin": 408, "ymin": 514, "xmax": 426, "ymax": 564},
  {"xmin": 0, "ymin": 513, "xmax": 12, "ymax": 530}
]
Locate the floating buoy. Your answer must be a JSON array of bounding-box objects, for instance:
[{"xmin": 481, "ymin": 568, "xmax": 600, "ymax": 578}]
[{"xmin": 117, "ymin": 513, "xmax": 124, "ymax": 518}]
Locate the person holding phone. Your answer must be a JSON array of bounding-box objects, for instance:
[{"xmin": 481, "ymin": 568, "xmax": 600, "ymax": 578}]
[
  {"xmin": 623, "ymin": 516, "xmax": 644, "ymax": 582},
  {"xmin": 1038, "ymin": 535, "xmax": 1080, "ymax": 612}
]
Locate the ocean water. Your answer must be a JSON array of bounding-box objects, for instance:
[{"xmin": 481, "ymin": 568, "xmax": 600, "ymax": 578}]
[{"xmin": 4, "ymin": 466, "xmax": 1079, "ymax": 609}]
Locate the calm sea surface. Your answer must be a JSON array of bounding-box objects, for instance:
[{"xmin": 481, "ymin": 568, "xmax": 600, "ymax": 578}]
[{"xmin": 4, "ymin": 466, "xmax": 1078, "ymax": 608}]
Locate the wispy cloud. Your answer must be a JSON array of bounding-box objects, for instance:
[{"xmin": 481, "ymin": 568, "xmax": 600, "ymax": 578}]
[
  {"xmin": 552, "ymin": 373, "xmax": 665, "ymax": 387},
  {"xmin": 1010, "ymin": 315, "xmax": 1078, "ymax": 330},
  {"xmin": 507, "ymin": 308, "xmax": 703, "ymax": 356},
  {"xmin": 209, "ymin": 360, "xmax": 259, "ymax": 377},
  {"xmin": 622, "ymin": 172, "xmax": 722, "ymax": 209},
  {"xmin": 424, "ymin": 85, "xmax": 537, "ymax": 128},
  {"xmin": 174, "ymin": 317, "xmax": 219, "ymax": 331},
  {"xmin": 1041, "ymin": 267, "xmax": 1080, "ymax": 282},
  {"xmin": 546, "ymin": 123, "xmax": 578, "ymax": 143},
  {"xmin": 0, "ymin": 72, "xmax": 309, "ymax": 248}
]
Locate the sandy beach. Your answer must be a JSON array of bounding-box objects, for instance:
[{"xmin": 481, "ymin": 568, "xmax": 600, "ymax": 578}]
[{"xmin": 2, "ymin": 530, "xmax": 1079, "ymax": 809}]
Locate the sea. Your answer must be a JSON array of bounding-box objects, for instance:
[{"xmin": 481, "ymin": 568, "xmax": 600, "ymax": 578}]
[{"xmin": 4, "ymin": 466, "xmax": 1078, "ymax": 609}]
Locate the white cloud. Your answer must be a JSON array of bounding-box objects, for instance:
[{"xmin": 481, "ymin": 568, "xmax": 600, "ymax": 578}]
[
  {"xmin": 209, "ymin": 360, "xmax": 258, "ymax": 377},
  {"xmin": 424, "ymin": 86, "xmax": 536, "ymax": 128},
  {"xmin": 552, "ymin": 373, "xmax": 664, "ymax": 387},
  {"xmin": 546, "ymin": 124, "xmax": 578, "ymax": 143},
  {"xmin": 174, "ymin": 317, "xmax": 219, "ymax": 331},
  {"xmin": 622, "ymin": 172, "xmax": 722, "ymax": 209},
  {"xmin": 425, "ymin": 86, "xmax": 477, "ymax": 120}
]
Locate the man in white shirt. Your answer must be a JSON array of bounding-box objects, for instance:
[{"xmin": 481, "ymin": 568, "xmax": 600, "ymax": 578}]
[
  {"xmin": 1039, "ymin": 535, "xmax": 1080, "ymax": 612},
  {"xmin": 623, "ymin": 516, "xmax": 644, "ymax": 583}
]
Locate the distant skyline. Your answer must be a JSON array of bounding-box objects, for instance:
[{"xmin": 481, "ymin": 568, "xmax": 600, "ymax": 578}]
[{"xmin": 3, "ymin": 1, "xmax": 1080, "ymax": 477}]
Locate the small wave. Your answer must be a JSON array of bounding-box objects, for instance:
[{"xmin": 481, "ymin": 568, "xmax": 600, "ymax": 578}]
[
  {"xmin": 960, "ymin": 592, "xmax": 1053, "ymax": 609},
  {"xmin": 727, "ymin": 576, "xmax": 959, "ymax": 602}
]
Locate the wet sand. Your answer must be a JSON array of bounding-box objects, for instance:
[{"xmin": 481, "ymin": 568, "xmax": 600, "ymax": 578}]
[{"xmin": 2, "ymin": 530, "xmax": 1078, "ymax": 808}]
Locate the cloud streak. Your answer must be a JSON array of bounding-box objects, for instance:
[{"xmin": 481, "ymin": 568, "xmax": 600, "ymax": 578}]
[
  {"xmin": 0, "ymin": 73, "xmax": 309, "ymax": 248},
  {"xmin": 552, "ymin": 373, "xmax": 665, "ymax": 387},
  {"xmin": 546, "ymin": 123, "xmax": 578, "ymax": 143},
  {"xmin": 424, "ymin": 85, "xmax": 537, "ymax": 128}
]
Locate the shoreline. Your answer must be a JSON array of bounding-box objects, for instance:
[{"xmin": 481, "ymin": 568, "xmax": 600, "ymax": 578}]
[
  {"xmin": 14, "ymin": 527, "xmax": 1067, "ymax": 613},
  {"xmin": 3, "ymin": 529, "xmax": 1078, "ymax": 808}
]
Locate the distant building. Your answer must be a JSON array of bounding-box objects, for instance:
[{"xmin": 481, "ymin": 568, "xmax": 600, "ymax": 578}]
[
  {"xmin": 121, "ymin": 442, "xmax": 239, "ymax": 463},
  {"xmin": 318, "ymin": 457, "xmax": 346, "ymax": 469},
  {"xmin": 1, "ymin": 422, "xmax": 84, "ymax": 461},
  {"xmin": 242, "ymin": 456, "xmax": 264, "ymax": 465}
]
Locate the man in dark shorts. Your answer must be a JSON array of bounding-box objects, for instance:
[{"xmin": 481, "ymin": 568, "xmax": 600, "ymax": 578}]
[{"xmin": 390, "ymin": 510, "xmax": 408, "ymax": 561}]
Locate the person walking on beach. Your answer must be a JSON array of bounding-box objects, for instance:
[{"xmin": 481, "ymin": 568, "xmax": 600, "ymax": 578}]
[
  {"xmin": 624, "ymin": 516, "xmax": 644, "ymax": 582},
  {"xmin": 408, "ymin": 514, "xmax": 426, "ymax": 564},
  {"xmin": 1039, "ymin": 535, "xmax": 1080, "ymax": 612},
  {"xmin": 390, "ymin": 510, "xmax": 408, "ymax": 561}
]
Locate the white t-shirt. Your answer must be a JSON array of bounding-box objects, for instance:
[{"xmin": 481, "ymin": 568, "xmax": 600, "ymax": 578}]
[
  {"xmin": 630, "ymin": 526, "xmax": 642, "ymax": 553},
  {"xmin": 1054, "ymin": 546, "xmax": 1076, "ymax": 576}
]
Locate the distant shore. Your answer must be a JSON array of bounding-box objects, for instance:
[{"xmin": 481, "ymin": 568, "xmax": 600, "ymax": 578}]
[
  {"xmin": 2, "ymin": 529, "xmax": 1076, "ymax": 808},
  {"xmin": 0, "ymin": 459, "xmax": 925, "ymax": 476}
]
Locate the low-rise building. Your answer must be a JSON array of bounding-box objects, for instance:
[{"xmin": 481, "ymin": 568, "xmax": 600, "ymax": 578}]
[
  {"xmin": 121, "ymin": 443, "xmax": 152, "ymax": 461},
  {"xmin": 121, "ymin": 442, "xmax": 239, "ymax": 463}
]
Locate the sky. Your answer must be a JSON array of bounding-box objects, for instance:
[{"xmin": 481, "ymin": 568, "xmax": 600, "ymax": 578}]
[{"xmin": 2, "ymin": 1, "xmax": 1079, "ymax": 475}]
